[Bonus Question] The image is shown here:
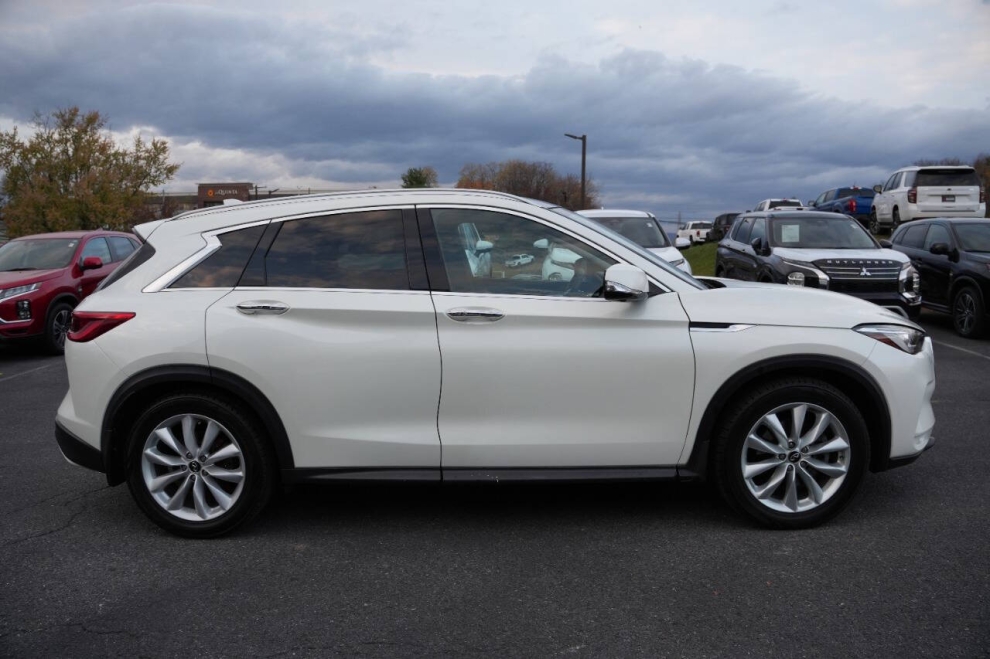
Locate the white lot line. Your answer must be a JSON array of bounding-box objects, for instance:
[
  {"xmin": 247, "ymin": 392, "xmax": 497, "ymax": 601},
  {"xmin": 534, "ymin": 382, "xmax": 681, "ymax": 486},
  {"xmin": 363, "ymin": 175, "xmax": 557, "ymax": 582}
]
[
  {"xmin": 932, "ymin": 340, "xmax": 990, "ymax": 362},
  {"xmin": 0, "ymin": 362, "xmax": 58, "ymax": 383}
]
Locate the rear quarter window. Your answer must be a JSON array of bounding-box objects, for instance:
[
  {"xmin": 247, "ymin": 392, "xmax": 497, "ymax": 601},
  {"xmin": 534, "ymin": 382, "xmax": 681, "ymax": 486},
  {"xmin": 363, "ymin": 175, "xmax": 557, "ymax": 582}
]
[{"xmin": 170, "ymin": 224, "xmax": 266, "ymax": 288}]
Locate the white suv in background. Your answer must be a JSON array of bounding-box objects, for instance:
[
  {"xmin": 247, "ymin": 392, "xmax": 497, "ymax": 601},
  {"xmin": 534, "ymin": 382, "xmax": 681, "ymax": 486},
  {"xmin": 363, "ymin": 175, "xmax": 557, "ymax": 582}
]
[
  {"xmin": 870, "ymin": 165, "xmax": 986, "ymax": 234},
  {"xmin": 54, "ymin": 189, "xmax": 935, "ymax": 537},
  {"xmin": 577, "ymin": 209, "xmax": 692, "ymax": 274}
]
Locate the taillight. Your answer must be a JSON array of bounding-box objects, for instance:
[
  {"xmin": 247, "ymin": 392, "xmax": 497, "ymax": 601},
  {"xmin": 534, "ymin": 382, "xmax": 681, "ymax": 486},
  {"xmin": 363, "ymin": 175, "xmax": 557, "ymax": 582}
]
[
  {"xmin": 67, "ymin": 311, "xmax": 135, "ymax": 343},
  {"xmin": 907, "ymin": 187, "xmax": 917, "ymax": 204},
  {"xmin": 848, "ymin": 199, "xmax": 857, "ymax": 213}
]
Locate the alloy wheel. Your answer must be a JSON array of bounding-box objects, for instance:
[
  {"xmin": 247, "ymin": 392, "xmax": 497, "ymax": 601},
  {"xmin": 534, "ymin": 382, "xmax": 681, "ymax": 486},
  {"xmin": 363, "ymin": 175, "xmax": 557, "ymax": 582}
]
[
  {"xmin": 51, "ymin": 309, "xmax": 71, "ymax": 348},
  {"xmin": 140, "ymin": 414, "xmax": 246, "ymax": 522},
  {"xmin": 740, "ymin": 402, "xmax": 851, "ymax": 514},
  {"xmin": 955, "ymin": 291, "xmax": 976, "ymax": 335}
]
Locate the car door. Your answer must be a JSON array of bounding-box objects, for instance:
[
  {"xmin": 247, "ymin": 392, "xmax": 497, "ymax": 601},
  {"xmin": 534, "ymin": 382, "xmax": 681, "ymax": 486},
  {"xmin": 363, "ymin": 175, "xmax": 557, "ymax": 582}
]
[
  {"xmin": 420, "ymin": 205, "xmax": 695, "ymax": 469},
  {"xmin": 919, "ymin": 223, "xmax": 954, "ymax": 306},
  {"xmin": 203, "ymin": 208, "xmax": 442, "ymax": 471},
  {"xmin": 876, "ymin": 173, "xmax": 899, "ymax": 223},
  {"xmin": 726, "ymin": 217, "xmax": 754, "ymax": 279},
  {"xmin": 77, "ymin": 237, "xmax": 114, "ymax": 297}
]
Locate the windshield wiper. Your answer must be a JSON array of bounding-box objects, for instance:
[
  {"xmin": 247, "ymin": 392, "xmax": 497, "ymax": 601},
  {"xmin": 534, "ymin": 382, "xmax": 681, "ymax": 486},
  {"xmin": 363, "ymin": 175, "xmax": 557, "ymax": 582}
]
[{"xmin": 1, "ymin": 267, "xmax": 39, "ymax": 271}]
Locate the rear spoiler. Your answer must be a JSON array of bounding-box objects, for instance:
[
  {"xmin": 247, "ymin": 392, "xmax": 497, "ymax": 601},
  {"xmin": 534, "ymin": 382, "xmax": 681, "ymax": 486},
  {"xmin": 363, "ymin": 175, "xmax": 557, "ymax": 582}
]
[{"xmin": 132, "ymin": 219, "xmax": 165, "ymax": 242}]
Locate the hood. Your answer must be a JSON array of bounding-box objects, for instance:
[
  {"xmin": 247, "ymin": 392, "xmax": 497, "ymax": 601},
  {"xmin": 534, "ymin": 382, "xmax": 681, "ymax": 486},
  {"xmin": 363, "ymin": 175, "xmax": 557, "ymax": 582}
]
[
  {"xmin": 679, "ymin": 284, "xmax": 915, "ymax": 329},
  {"xmin": 0, "ymin": 268, "xmax": 65, "ymax": 288},
  {"xmin": 647, "ymin": 246, "xmax": 684, "ymax": 263},
  {"xmin": 772, "ymin": 247, "xmax": 909, "ymax": 264}
]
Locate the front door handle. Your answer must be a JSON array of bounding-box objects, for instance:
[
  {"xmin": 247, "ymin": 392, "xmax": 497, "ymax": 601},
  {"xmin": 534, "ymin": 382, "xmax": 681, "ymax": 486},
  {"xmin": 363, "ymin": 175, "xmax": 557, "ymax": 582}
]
[
  {"xmin": 237, "ymin": 301, "xmax": 290, "ymax": 315},
  {"xmin": 446, "ymin": 307, "xmax": 504, "ymax": 322}
]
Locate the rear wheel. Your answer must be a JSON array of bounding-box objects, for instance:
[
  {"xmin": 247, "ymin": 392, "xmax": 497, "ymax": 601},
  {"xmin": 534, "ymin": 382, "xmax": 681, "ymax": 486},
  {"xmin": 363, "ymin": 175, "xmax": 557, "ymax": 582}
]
[
  {"xmin": 892, "ymin": 208, "xmax": 901, "ymax": 230},
  {"xmin": 869, "ymin": 211, "xmax": 880, "ymax": 235},
  {"xmin": 712, "ymin": 378, "xmax": 870, "ymax": 529},
  {"xmin": 952, "ymin": 286, "xmax": 986, "ymax": 339},
  {"xmin": 125, "ymin": 393, "xmax": 276, "ymax": 537},
  {"xmin": 43, "ymin": 302, "xmax": 73, "ymax": 355}
]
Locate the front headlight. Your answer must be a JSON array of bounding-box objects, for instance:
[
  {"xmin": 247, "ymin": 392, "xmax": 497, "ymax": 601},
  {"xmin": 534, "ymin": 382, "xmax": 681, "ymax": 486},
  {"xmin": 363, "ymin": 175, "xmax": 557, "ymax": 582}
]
[
  {"xmin": 855, "ymin": 324, "xmax": 926, "ymax": 355},
  {"xmin": 0, "ymin": 283, "xmax": 41, "ymax": 300},
  {"xmin": 898, "ymin": 262, "xmax": 919, "ymax": 294},
  {"xmin": 787, "ymin": 272, "xmax": 805, "ymax": 286},
  {"xmin": 668, "ymin": 258, "xmax": 685, "ymax": 267}
]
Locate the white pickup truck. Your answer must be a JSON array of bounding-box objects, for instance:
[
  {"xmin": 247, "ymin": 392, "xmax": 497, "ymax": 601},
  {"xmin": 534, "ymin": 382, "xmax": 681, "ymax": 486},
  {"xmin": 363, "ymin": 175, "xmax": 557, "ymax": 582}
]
[{"xmin": 677, "ymin": 221, "xmax": 712, "ymax": 244}]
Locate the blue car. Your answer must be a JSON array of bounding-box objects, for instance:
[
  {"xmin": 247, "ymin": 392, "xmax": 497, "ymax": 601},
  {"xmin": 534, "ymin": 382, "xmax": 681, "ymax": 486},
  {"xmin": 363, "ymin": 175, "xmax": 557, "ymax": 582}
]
[{"xmin": 811, "ymin": 187, "xmax": 875, "ymax": 226}]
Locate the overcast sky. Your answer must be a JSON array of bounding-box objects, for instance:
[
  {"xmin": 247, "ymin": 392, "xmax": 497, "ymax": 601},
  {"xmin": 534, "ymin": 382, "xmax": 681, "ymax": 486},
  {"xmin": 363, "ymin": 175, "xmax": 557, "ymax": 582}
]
[{"xmin": 1, "ymin": 0, "xmax": 988, "ymax": 217}]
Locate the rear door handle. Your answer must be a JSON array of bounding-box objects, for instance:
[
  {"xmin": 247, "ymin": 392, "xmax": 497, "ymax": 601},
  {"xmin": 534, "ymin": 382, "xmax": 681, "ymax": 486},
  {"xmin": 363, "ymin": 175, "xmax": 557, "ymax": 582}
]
[
  {"xmin": 446, "ymin": 307, "xmax": 504, "ymax": 322},
  {"xmin": 237, "ymin": 301, "xmax": 289, "ymax": 315}
]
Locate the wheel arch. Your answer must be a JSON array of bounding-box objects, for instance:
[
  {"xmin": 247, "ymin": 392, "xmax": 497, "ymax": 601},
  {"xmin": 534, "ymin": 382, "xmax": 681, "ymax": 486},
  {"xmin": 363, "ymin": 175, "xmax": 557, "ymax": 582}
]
[
  {"xmin": 949, "ymin": 276, "xmax": 985, "ymax": 307},
  {"xmin": 101, "ymin": 365, "xmax": 294, "ymax": 486},
  {"xmin": 684, "ymin": 355, "xmax": 892, "ymax": 477},
  {"xmin": 46, "ymin": 293, "xmax": 79, "ymax": 314}
]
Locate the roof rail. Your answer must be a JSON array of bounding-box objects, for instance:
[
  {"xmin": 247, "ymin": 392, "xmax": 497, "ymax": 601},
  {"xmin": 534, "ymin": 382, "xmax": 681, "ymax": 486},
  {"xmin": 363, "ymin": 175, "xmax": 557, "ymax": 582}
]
[{"xmin": 164, "ymin": 187, "xmax": 534, "ymax": 222}]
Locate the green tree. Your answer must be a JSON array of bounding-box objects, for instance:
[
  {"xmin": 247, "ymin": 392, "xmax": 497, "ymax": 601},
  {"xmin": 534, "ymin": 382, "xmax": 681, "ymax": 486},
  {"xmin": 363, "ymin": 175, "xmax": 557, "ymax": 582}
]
[
  {"xmin": 0, "ymin": 107, "xmax": 180, "ymax": 237},
  {"xmin": 456, "ymin": 159, "xmax": 600, "ymax": 210},
  {"xmin": 401, "ymin": 166, "xmax": 439, "ymax": 188}
]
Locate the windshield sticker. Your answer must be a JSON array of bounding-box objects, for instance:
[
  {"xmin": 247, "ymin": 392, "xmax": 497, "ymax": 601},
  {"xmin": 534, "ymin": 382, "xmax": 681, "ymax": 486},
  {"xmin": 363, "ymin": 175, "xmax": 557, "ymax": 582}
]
[{"xmin": 781, "ymin": 224, "xmax": 800, "ymax": 242}]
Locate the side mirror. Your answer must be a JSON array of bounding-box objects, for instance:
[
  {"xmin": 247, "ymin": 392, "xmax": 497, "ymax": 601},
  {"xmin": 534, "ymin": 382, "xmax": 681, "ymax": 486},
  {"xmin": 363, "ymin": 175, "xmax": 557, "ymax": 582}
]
[
  {"xmin": 675, "ymin": 237, "xmax": 691, "ymax": 250},
  {"xmin": 807, "ymin": 200, "xmax": 816, "ymax": 207},
  {"xmin": 603, "ymin": 264, "xmax": 649, "ymax": 302},
  {"xmin": 533, "ymin": 238, "xmax": 549, "ymax": 250},
  {"xmin": 872, "ymin": 184, "xmax": 883, "ymax": 194},
  {"xmin": 475, "ymin": 240, "xmax": 493, "ymax": 254},
  {"xmin": 878, "ymin": 239, "xmax": 893, "ymax": 248},
  {"xmin": 750, "ymin": 237, "xmax": 770, "ymax": 256},
  {"xmin": 929, "ymin": 242, "xmax": 950, "ymax": 256},
  {"xmin": 81, "ymin": 256, "xmax": 103, "ymax": 271}
]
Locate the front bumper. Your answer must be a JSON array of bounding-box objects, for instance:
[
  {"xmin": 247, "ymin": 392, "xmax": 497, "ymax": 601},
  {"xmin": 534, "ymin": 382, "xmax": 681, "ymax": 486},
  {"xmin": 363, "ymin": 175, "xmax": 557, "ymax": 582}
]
[
  {"xmin": 886, "ymin": 434, "xmax": 935, "ymax": 470},
  {"xmin": 55, "ymin": 421, "xmax": 105, "ymax": 473}
]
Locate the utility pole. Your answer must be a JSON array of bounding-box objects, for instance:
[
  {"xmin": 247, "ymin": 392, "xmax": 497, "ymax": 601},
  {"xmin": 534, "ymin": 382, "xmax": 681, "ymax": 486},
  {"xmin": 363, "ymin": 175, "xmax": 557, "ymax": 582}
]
[{"xmin": 564, "ymin": 133, "xmax": 587, "ymax": 209}]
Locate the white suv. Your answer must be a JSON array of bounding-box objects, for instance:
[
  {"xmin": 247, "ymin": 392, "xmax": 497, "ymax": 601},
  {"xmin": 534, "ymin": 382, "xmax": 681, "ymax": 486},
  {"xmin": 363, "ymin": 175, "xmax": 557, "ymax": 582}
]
[
  {"xmin": 870, "ymin": 165, "xmax": 986, "ymax": 234},
  {"xmin": 54, "ymin": 189, "xmax": 936, "ymax": 537}
]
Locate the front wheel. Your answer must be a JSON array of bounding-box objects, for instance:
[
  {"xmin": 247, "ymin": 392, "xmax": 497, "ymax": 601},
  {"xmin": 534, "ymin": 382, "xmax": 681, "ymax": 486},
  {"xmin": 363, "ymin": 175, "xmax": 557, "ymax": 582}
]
[
  {"xmin": 125, "ymin": 393, "xmax": 276, "ymax": 537},
  {"xmin": 953, "ymin": 286, "xmax": 986, "ymax": 339},
  {"xmin": 712, "ymin": 378, "xmax": 870, "ymax": 529}
]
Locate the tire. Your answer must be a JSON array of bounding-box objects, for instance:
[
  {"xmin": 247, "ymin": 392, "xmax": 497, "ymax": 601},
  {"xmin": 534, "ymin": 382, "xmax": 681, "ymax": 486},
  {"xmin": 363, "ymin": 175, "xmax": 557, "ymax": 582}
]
[
  {"xmin": 714, "ymin": 264, "xmax": 725, "ymax": 278},
  {"xmin": 869, "ymin": 211, "xmax": 880, "ymax": 235},
  {"xmin": 711, "ymin": 378, "xmax": 870, "ymax": 529},
  {"xmin": 125, "ymin": 392, "xmax": 276, "ymax": 538},
  {"xmin": 952, "ymin": 286, "xmax": 986, "ymax": 339},
  {"xmin": 43, "ymin": 301, "xmax": 73, "ymax": 355},
  {"xmin": 892, "ymin": 208, "xmax": 901, "ymax": 230}
]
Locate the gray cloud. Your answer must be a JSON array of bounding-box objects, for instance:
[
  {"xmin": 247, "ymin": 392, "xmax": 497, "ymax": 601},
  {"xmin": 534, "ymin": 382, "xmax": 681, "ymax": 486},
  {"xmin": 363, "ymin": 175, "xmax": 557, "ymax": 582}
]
[{"xmin": 1, "ymin": 4, "xmax": 987, "ymax": 217}]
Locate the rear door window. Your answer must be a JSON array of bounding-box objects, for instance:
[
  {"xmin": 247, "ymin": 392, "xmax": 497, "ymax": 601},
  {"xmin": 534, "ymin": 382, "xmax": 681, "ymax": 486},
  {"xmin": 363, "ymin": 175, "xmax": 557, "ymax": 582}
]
[
  {"xmin": 263, "ymin": 210, "xmax": 409, "ymax": 290},
  {"xmin": 900, "ymin": 224, "xmax": 928, "ymax": 249},
  {"xmin": 108, "ymin": 236, "xmax": 137, "ymax": 262},
  {"xmin": 734, "ymin": 218, "xmax": 754, "ymax": 244}
]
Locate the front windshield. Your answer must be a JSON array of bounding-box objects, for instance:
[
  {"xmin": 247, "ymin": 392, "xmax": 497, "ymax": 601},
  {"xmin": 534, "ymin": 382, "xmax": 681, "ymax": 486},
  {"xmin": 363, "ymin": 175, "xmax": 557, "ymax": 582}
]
[
  {"xmin": 954, "ymin": 223, "xmax": 990, "ymax": 252},
  {"xmin": 770, "ymin": 216, "xmax": 878, "ymax": 249},
  {"xmin": 590, "ymin": 216, "xmax": 671, "ymax": 248},
  {"xmin": 547, "ymin": 206, "xmax": 705, "ymax": 289},
  {"xmin": 0, "ymin": 238, "xmax": 79, "ymax": 271}
]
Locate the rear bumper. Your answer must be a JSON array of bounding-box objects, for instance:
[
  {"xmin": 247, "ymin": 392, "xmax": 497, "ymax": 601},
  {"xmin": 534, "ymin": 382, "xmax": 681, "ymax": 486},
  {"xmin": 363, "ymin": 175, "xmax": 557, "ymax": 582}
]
[{"xmin": 55, "ymin": 421, "xmax": 105, "ymax": 473}]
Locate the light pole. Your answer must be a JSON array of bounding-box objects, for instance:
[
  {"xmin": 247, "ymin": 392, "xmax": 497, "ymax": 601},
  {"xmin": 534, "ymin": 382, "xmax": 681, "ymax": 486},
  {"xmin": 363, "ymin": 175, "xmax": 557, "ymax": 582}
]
[{"xmin": 564, "ymin": 133, "xmax": 586, "ymax": 209}]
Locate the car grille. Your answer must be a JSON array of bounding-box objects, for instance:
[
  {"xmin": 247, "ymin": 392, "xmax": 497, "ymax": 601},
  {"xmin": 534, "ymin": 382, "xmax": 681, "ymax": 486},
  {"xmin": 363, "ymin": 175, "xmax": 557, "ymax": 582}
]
[
  {"xmin": 813, "ymin": 259, "xmax": 902, "ymax": 280},
  {"xmin": 828, "ymin": 279, "xmax": 900, "ymax": 294}
]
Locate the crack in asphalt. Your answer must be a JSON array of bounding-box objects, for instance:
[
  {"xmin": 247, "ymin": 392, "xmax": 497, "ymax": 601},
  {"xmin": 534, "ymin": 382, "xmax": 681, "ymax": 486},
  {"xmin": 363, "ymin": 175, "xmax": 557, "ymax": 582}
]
[
  {"xmin": 5, "ymin": 484, "xmax": 108, "ymax": 516},
  {"xmin": 2, "ymin": 486, "xmax": 109, "ymax": 546}
]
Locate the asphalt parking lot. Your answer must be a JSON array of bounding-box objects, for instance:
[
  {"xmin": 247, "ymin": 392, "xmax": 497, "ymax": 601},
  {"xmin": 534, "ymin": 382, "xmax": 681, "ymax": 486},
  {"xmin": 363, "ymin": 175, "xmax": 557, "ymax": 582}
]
[{"xmin": 1, "ymin": 312, "xmax": 988, "ymax": 658}]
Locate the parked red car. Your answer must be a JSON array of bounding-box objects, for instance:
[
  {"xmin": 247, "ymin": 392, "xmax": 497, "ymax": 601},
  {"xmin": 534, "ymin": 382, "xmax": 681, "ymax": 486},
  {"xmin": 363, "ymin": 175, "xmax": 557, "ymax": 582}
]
[{"xmin": 0, "ymin": 230, "xmax": 140, "ymax": 353}]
